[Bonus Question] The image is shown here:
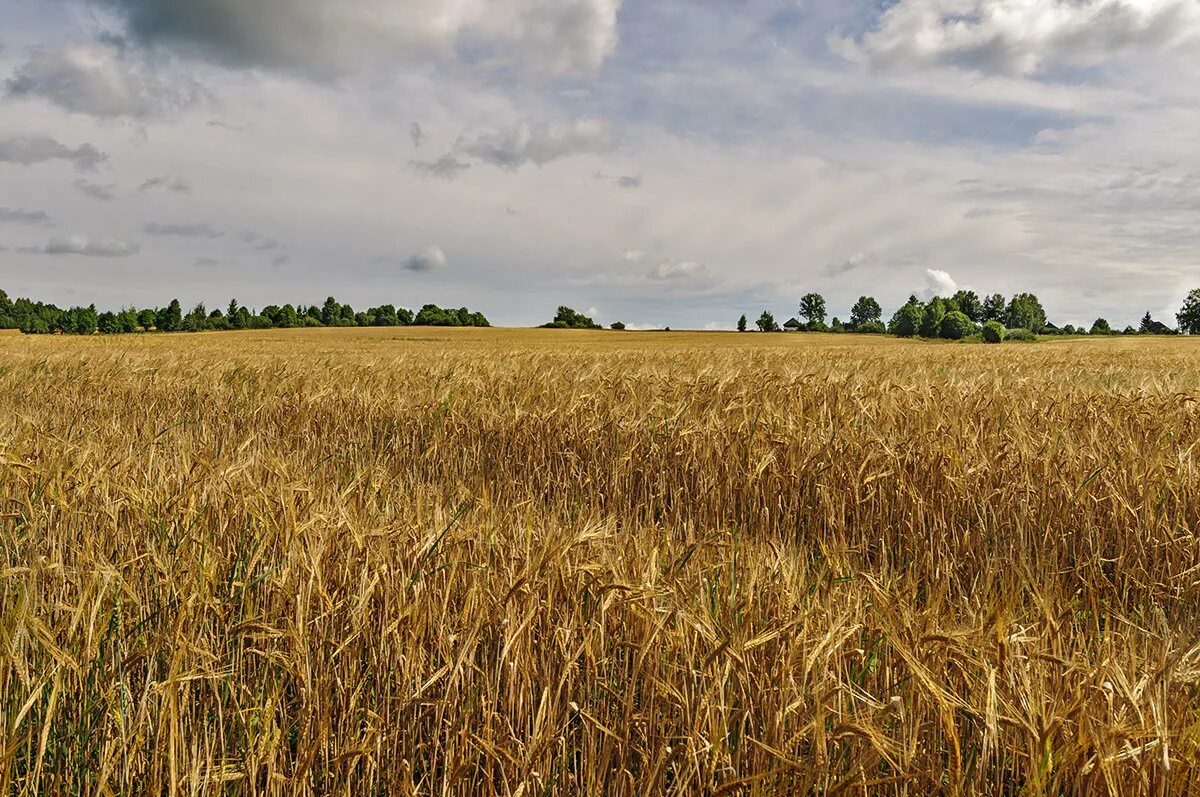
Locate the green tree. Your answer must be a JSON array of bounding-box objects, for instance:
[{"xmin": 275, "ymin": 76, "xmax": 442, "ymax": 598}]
[
  {"xmin": 321, "ymin": 296, "xmax": 340, "ymax": 326},
  {"xmin": 137, "ymin": 309, "xmax": 156, "ymax": 330},
  {"xmin": 919, "ymin": 297, "xmax": 947, "ymax": 338},
  {"xmin": 756, "ymin": 311, "xmax": 779, "ymax": 332},
  {"xmin": 951, "ymin": 290, "xmax": 983, "ymax": 322},
  {"xmin": 543, "ymin": 306, "xmax": 600, "ymax": 329},
  {"xmin": 982, "ymin": 321, "xmax": 1005, "ymax": 344},
  {"xmin": 737, "ymin": 314, "xmax": 747, "ymax": 332},
  {"xmin": 116, "ymin": 309, "xmax": 139, "ymax": 333},
  {"xmin": 981, "ymin": 293, "xmax": 1006, "ymax": 323},
  {"xmin": 888, "ymin": 299, "xmax": 924, "ymax": 337},
  {"xmin": 849, "ymin": 296, "xmax": 882, "ymax": 328},
  {"xmin": 98, "ymin": 311, "xmax": 120, "ymax": 334},
  {"xmin": 1178, "ymin": 289, "xmax": 1200, "ymax": 334},
  {"xmin": 156, "ymin": 299, "xmax": 183, "ymax": 332},
  {"xmin": 1005, "ymin": 293, "xmax": 1046, "ymax": 332},
  {"xmin": 798, "ymin": 293, "xmax": 827, "ymax": 327},
  {"xmin": 610, "ymin": 322, "xmax": 626, "ymax": 330},
  {"xmin": 182, "ymin": 303, "xmax": 210, "ymax": 332},
  {"xmin": 1090, "ymin": 318, "xmax": 1112, "ymax": 335}
]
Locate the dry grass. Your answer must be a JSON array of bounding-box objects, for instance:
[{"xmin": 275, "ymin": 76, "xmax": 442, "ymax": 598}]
[{"xmin": 2, "ymin": 327, "xmax": 1200, "ymax": 795}]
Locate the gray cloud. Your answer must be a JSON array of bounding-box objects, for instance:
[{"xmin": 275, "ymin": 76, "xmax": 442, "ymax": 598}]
[
  {"xmin": 144, "ymin": 221, "xmax": 223, "ymax": 238},
  {"xmin": 5, "ymin": 43, "xmax": 195, "ymax": 118},
  {"xmin": 194, "ymin": 256, "xmax": 221, "ymax": 267},
  {"xmin": 43, "ymin": 235, "xmax": 139, "ymax": 257},
  {"xmin": 459, "ymin": 118, "xmax": 615, "ymax": 169},
  {"xmin": 404, "ymin": 245, "xmax": 447, "ymax": 272},
  {"xmin": 96, "ymin": 0, "xmax": 622, "ymax": 78},
  {"xmin": 0, "ymin": 136, "xmax": 106, "ymax": 172},
  {"xmin": 595, "ymin": 171, "xmax": 643, "ymax": 188},
  {"xmin": 843, "ymin": 0, "xmax": 1200, "ymax": 76},
  {"xmin": 410, "ymin": 154, "xmax": 471, "ymax": 180},
  {"xmin": 824, "ymin": 252, "xmax": 875, "ymax": 277},
  {"xmin": 239, "ymin": 230, "xmax": 282, "ymax": 250},
  {"xmin": 410, "ymin": 122, "xmax": 423, "ymax": 148},
  {"xmin": 140, "ymin": 175, "xmax": 191, "ymax": 193},
  {"xmin": 0, "ymin": 208, "xmax": 52, "ymax": 225},
  {"xmin": 73, "ymin": 179, "xmax": 118, "ymax": 202}
]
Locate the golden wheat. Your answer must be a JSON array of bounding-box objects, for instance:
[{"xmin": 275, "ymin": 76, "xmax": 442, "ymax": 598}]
[{"xmin": 2, "ymin": 327, "xmax": 1199, "ymax": 794}]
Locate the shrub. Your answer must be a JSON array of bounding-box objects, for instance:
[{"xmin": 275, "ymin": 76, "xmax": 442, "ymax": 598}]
[
  {"xmin": 610, "ymin": 322, "xmax": 626, "ymax": 330},
  {"xmin": 1005, "ymin": 328, "xmax": 1038, "ymax": 342},
  {"xmin": 939, "ymin": 311, "xmax": 975, "ymax": 341},
  {"xmin": 854, "ymin": 321, "xmax": 887, "ymax": 335},
  {"xmin": 806, "ymin": 320, "xmax": 829, "ymax": 333},
  {"xmin": 982, "ymin": 321, "xmax": 1005, "ymax": 344}
]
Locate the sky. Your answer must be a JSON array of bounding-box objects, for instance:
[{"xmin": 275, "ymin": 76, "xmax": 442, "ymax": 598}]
[{"xmin": 1, "ymin": 0, "xmax": 1199, "ymax": 329}]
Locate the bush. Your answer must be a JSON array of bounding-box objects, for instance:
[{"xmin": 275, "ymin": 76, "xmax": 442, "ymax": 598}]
[
  {"xmin": 854, "ymin": 321, "xmax": 887, "ymax": 335},
  {"xmin": 982, "ymin": 321, "xmax": 1005, "ymax": 344},
  {"xmin": 806, "ymin": 320, "xmax": 829, "ymax": 333},
  {"xmin": 939, "ymin": 311, "xmax": 975, "ymax": 341},
  {"xmin": 1005, "ymin": 328, "xmax": 1038, "ymax": 342},
  {"xmin": 610, "ymin": 322, "xmax": 626, "ymax": 330}
]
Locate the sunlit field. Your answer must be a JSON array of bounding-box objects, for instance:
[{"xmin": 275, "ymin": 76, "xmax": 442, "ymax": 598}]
[{"xmin": 3, "ymin": 328, "xmax": 1200, "ymax": 794}]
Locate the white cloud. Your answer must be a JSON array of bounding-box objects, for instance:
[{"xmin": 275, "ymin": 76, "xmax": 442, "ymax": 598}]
[
  {"xmin": 843, "ymin": 0, "xmax": 1200, "ymax": 76},
  {"xmin": 459, "ymin": 118, "xmax": 615, "ymax": 169},
  {"xmin": 43, "ymin": 235, "xmax": 139, "ymax": 257},
  {"xmin": 405, "ymin": 245, "xmax": 447, "ymax": 272},
  {"xmin": 623, "ymin": 249, "xmax": 646, "ymax": 262},
  {"xmin": 99, "ymin": 0, "xmax": 622, "ymax": 78},
  {"xmin": 649, "ymin": 261, "xmax": 712, "ymax": 283},
  {"xmin": 924, "ymin": 268, "xmax": 959, "ymax": 298}
]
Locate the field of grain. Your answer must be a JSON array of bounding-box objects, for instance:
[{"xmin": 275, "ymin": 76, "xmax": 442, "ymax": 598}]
[{"xmin": 2, "ymin": 327, "xmax": 1199, "ymax": 794}]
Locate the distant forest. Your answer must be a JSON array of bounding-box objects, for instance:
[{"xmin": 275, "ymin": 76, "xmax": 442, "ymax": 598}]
[
  {"xmin": 7, "ymin": 287, "xmax": 1200, "ymax": 339},
  {"xmin": 737, "ymin": 288, "xmax": 1200, "ymax": 341},
  {"xmin": 0, "ymin": 291, "xmax": 489, "ymax": 335}
]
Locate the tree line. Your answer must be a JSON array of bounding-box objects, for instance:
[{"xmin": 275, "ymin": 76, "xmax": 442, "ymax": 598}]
[
  {"xmin": 542, "ymin": 306, "xmax": 629, "ymax": 330},
  {"xmin": 0, "ymin": 291, "xmax": 490, "ymax": 335},
  {"xmin": 740, "ymin": 288, "xmax": 1200, "ymax": 341}
]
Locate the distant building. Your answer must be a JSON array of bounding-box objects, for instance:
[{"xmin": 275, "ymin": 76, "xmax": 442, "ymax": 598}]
[{"xmin": 784, "ymin": 318, "xmax": 803, "ymax": 331}]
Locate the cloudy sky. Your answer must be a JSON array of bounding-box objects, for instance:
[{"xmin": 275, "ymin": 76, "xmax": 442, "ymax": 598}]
[{"xmin": 2, "ymin": 0, "xmax": 1199, "ymax": 328}]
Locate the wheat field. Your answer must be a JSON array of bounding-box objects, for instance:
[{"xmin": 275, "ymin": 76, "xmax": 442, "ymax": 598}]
[{"xmin": 2, "ymin": 327, "xmax": 1199, "ymax": 795}]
